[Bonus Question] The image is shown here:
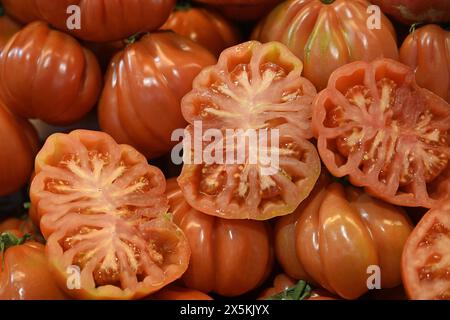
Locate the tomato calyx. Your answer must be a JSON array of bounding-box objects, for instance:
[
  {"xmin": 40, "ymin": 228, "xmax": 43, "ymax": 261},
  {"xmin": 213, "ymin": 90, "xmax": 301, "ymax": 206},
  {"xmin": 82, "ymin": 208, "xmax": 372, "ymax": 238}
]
[
  {"xmin": 0, "ymin": 231, "xmax": 32, "ymax": 270},
  {"xmin": 321, "ymin": 0, "xmax": 336, "ymax": 4},
  {"xmin": 265, "ymin": 280, "xmax": 312, "ymax": 300}
]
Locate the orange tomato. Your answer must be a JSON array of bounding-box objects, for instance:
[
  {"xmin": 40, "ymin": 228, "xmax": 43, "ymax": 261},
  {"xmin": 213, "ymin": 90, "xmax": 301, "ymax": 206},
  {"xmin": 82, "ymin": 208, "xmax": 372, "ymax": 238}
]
[
  {"xmin": 1, "ymin": 0, "xmax": 41, "ymax": 23},
  {"xmin": 0, "ymin": 13, "xmax": 21, "ymax": 52},
  {"xmin": 150, "ymin": 285, "xmax": 213, "ymax": 300}
]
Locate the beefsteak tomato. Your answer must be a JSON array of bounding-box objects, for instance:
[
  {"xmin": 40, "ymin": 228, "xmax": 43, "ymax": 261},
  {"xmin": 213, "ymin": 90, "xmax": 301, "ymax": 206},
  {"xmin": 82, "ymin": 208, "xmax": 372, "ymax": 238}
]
[
  {"xmin": 166, "ymin": 178, "xmax": 273, "ymax": 296},
  {"xmin": 1, "ymin": 0, "xmax": 41, "ymax": 23},
  {"xmin": 99, "ymin": 31, "xmax": 216, "ymax": 159},
  {"xmin": 150, "ymin": 285, "xmax": 213, "ymax": 300},
  {"xmin": 312, "ymin": 58, "xmax": 450, "ymax": 208},
  {"xmin": 0, "ymin": 12, "xmax": 21, "ymax": 52},
  {"xmin": 0, "ymin": 21, "xmax": 102, "ymax": 126},
  {"xmin": 400, "ymin": 24, "xmax": 450, "ymax": 103},
  {"xmin": 252, "ymin": 0, "xmax": 399, "ymax": 90},
  {"xmin": 29, "ymin": 130, "xmax": 190, "ymax": 300}
]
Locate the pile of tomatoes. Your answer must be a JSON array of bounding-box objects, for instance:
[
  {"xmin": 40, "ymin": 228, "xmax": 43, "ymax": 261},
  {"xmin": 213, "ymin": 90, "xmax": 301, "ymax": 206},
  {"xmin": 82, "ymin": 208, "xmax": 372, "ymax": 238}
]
[{"xmin": 0, "ymin": 0, "xmax": 449, "ymax": 301}]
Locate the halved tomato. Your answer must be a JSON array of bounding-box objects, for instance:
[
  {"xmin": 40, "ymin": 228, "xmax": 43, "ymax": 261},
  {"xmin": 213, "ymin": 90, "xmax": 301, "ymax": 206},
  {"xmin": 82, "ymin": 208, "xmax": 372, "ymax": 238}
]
[
  {"xmin": 402, "ymin": 202, "xmax": 450, "ymax": 300},
  {"xmin": 312, "ymin": 58, "xmax": 450, "ymax": 208},
  {"xmin": 178, "ymin": 41, "xmax": 320, "ymax": 220},
  {"xmin": 29, "ymin": 130, "xmax": 190, "ymax": 300}
]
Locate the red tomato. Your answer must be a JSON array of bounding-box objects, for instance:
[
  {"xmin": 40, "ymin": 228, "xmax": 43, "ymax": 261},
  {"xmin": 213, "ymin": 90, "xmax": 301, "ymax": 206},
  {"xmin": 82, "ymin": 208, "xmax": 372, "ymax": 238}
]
[
  {"xmin": 150, "ymin": 285, "xmax": 213, "ymax": 300},
  {"xmin": 312, "ymin": 58, "xmax": 450, "ymax": 208},
  {"xmin": 0, "ymin": 21, "xmax": 102, "ymax": 126},
  {"xmin": 402, "ymin": 202, "xmax": 450, "ymax": 300},
  {"xmin": 161, "ymin": 5, "xmax": 241, "ymax": 57},
  {"xmin": 0, "ymin": 13, "xmax": 21, "ymax": 52},
  {"xmin": 29, "ymin": 130, "xmax": 190, "ymax": 300},
  {"xmin": 252, "ymin": 0, "xmax": 399, "ymax": 90},
  {"xmin": 166, "ymin": 178, "xmax": 273, "ymax": 297},
  {"xmin": 0, "ymin": 216, "xmax": 36, "ymax": 235},
  {"xmin": 178, "ymin": 41, "xmax": 320, "ymax": 220},
  {"xmin": 370, "ymin": 0, "xmax": 450, "ymax": 24},
  {"xmin": 400, "ymin": 24, "xmax": 450, "ymax": 103},
  {"xmin": 0, "ymin": 100, "xmax": 39, "ymax": 196},
  {"xmin": 99, "ymin": 31, "xmax": 216, "ymax": 159},
  {"xmin": 1, "ymin": 0, "xmax": 41, "ymax": 23},
  {"xmin": 0, "ymin": 231, "xmax": 67, "ymax": 299},
  {"xmin": 275, "ymin": 173, "xmax": 414, "ymax": 299}
]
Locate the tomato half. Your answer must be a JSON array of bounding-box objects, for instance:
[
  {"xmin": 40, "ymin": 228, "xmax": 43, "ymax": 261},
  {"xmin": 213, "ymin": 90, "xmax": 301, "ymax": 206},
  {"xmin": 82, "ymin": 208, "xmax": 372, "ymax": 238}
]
[
  {"xmin": 150, "ymin": 285, "xmax": 213, "ymax": 300},
  {"xmin": 29, "ymin": 130, "xmax": 190, "ymax": 300},
  {"xmin": 274, "ymin": 173, "xmax": 414, "ymax": 299},
  {"xmin": 0, "ymin": 13, "xmax": 21, "ymax": 52},
  {"xmin": 0, "ymin": 21, "xmax": 102, "ymax": 126},
  {"xmin": 402, "ymin": 202, "xmax": 450, "ymax": 300},
  {"xmin": 0, "ymin": 231, "xmax": 67, "ymax": 299},
  {"xmin": 178, "ymin": 41, "xmax": 320, "ymax": 220},
  {"xmin": 312, "ymin": 58, "xmax": 450, "ymax": 208},
  {"xmin": 161, "ymin": 5, "xmax": 241, "ymax": 57},
  {"xmin": 400, "ymin": 24, "xmax": 450, "ymax": 103},
  {"xmin": 166, "ymin": 178, "xmax": 273, "ymax": 296},
  {"xmin": 252, "ymin": 0, "xmax": 399, "ymax": 90},
  {"xmin": 99, "ymin": 31, "xmax": 216, "ymax": 159}
]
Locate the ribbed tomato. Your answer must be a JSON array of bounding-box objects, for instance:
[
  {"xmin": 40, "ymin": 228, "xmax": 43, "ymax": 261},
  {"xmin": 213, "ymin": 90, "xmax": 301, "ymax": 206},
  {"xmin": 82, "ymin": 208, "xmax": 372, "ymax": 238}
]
[
  {"xmin": 30, "ymin": 130, "xmax": 190, "ymax": 300},
  {"xmin": 274, "ymin": 174, "xmax": 413, "ymax": 299},
  {"xmin": 252, "ymin": 0, "xmax": 399, "ymax": 90},
  {"xmin": 161, "ymin": 5, "xmax": 241, "ymax": 57},
  {"xmin": 1, "ymin": 0, "xmax": 41, "ymax": 23},
  {"xmin": 400, "ymin": 24, "xmax": 450, "ymax": 103},
  {"xmin": 0, "ymin": 101, "xmax": 39, "ymax": 196},
  {"xmin": 166, "ymin": 178, "xmax": 273, "ymax": 297},
  {"xmin": 150, "ymin": 285, "xmax": 213, "ymax": 300},
  {"xmin": 0, "ymin": 21, "xmax": 102, "ymax": 125},
  {"xmin": 0, "ymin": 216, "xmax": 36, "ymax": 235},
  {"xmin": 99, "ymin": 31, "xmax": 216, "ymax": 159},
  {"xmin": 312, "ymin": 58, "xmax": 450, "ymax": 208},
  {"xmin": 0, "ymin": 13, "xmax": 21, "ymax": 52}
]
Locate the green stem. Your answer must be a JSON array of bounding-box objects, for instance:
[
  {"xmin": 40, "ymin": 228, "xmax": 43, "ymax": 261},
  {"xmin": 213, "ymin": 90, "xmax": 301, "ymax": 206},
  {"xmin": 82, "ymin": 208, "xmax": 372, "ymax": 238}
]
[
  {"xmin": 0, "ymin": 232, "xmax": 31, "ymax": 270},
  {"xmin": 266, "ymin": 280, "xmax": 313, "ymax": 300},
  {"xmin": 321, "ymin": 0, "xmax": 335, "ymax": 4}
]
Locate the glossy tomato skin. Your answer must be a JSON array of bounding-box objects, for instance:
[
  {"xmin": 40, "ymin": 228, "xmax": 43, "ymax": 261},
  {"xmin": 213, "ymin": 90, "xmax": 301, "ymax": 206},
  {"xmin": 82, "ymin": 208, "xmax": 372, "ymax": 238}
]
[
  {"xmin": 30, "ymin": 130, "xmax": 190, "ymax": 300},
  {"xmin": 166, "ymin": 178, "xmax": 273, "ymax": 297},
  {"xmin": 0, "ymin": 216, "xmax": 36, "ymax": 235},
  {"xmin": 370, "ymin": 0, "xmax": 450, "ymax": 24},
  {"xmin": 0, "ymin": 21, "xmax": 101, "ymax": 126},
  {"xmin": 312, "ymin": 58, "xmax": 450, "ymax": 208},
  {"xmin": 400, "ymin": 24, "xmax": 450, "ymax": 103},
  {"xmin": 0, "ymin": 101, "xmax": 39, "ymax": 196},
  {"xmin": 150, "ymin": 285, "xmax": 213, "ymax": 300},
  {"xmin": 99, "ymin": 31, "xmax": 216, "ymax": 159},
  {"xmin": 0, "ymin": 14, "xmax": 21, "ymax": 52},
  {"xmin": 1, "ymin": 0, "xmax": 41, "ymax": 23},
  {"xmin": 252, "ymin": 0, "xmax": 399, "ymax": 90},
  {"xmin": 161, "ymin": 6, "xmax": 241, "ymax": 57},
  {"xmin": 274, "ymin": 174, "xmax": 413, "ymax": 299},
  {"xmin": 402, "ymin": 202, "xmax": 450, "ymax": 300},
  {"xmin": 0, "ymin": 238, "xmax": 67, "ymax": 300}
]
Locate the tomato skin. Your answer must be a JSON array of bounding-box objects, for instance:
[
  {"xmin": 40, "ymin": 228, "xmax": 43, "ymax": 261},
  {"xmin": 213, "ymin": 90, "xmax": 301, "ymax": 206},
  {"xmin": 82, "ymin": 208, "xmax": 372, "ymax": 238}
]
[
  {"xmin": 0, "ymin": 237, "xmax": 67, "ymax": 300},
  {"xmin": 252, "ymin": 0, "xmax": 399, "ymax": 90},
  {"xmin": 400, "ymin": 24, "xmax": 450, "ymax": 103},
  {"xmin": 1, "ymin": 0, "xmax": 41, "ymax": 23},
  {"xmin": 150, "ymin": 285, "xmax": 213, "ymax": 300},
  {"xmin": 274, "ymin": 174, "xmax": 413, "ymax": 299},
  {"xmin": 0, "ymin": 14, "xmax": 21, "ymax": 53},
  {"xmin": 166, "ymin": 178, "xmax": 273, "ymax": 297},
  {"xmin": 99, "ymin": 31, "xmax": 216, "ymax": 159},
  {"xmin": 370, "ymin": 0, "xmax": 450, "ymax": 24},
  {"xmin": 161, "ymin": 6, "xmax": 241, "ymax": 57},
  {"xmin": 0, "ymin": 101, "xmax": 39, "ymax": 196},
  {"xmin": 0, "ymin": 217, "xmax": 36, "ymax": 235},
  {"xmin": 0, "ymin": 21, "xmax": 102, "ymax": 126}
]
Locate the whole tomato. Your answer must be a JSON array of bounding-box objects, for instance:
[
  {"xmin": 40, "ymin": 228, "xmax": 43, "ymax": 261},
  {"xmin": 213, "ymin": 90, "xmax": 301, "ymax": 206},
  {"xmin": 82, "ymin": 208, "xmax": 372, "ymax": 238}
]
[
  {"xmin": 274, "ymin": 174, "xmax": 414, "ymax": 299},
  {"xmin": 166, "ymin": 178, "xmax": 273, "ymax": 297},
  {"xmin": 99, "ymin": 31, "xmax": 216, "ymax": 159},
  {"xmin": 0, "ymin": 21, "xmax": 102, "ymax": 126},
  {"xmin": 400, "ymin": 24, "xmax": 450, "ymax": 103},
  {"xmin": 252, "ymin": 0, "xmax": 399, "ymax": 90},
  {"xmin": 161, "ymin": 5, "xmax": 241, "ymax": 57},
  {"xmin": 370, "ymin": 0, "xmax": 450, "ymax": 24},
  {"xmin": 0, "ymin": 216, "xmax": 36, "ymax": 235},
  {"xmin": 1, "ymin": 0, "xmax": 41, "ymax": 23},
  {"xmin": 0, "ymin": 12, "xmax": 21, "ymax": 52},
  {"xmin": 0, "ymin": 231, "xmax": 67, "ymax": 299},
  {"xmin": 0, "ymin": 101, "xmax": 39, "ymax": 196},
  {"xmin": 150, "ymin": 285, "xmax": 213, "ymax": 300},
  {"xmin": 194, "ymin": 0, "xmax": 283, "ymax": 21}
]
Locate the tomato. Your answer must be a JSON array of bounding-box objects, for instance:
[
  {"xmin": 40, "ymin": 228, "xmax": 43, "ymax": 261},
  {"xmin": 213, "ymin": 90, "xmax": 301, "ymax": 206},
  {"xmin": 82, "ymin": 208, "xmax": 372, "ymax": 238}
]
[
  {"xmin": 402, "ymin": 202, "xmax": 450, "ymax": 300},
  {"xmin": 29, "ymin": 130, "xmax": 190, "ymax": 300},
  {"xmin": 99, "ymin": 31, "xmax": 216, "ymax": 160},
  {"xmin": 193, "ymin": 0, "xmax": 283, "ymax": 21},
  {"xmin": 312, "ymin": 58, "xmax": 450, "ymax": 208},
  {"xmin": 0, "ymin": 21, "xmax": 102, "ymax": 126},
  {"xmin": 0, "ymin": 101, "xmax": 39, "ymax": 196},
  {"xmin": 178, "ymin": 41, "xmax": 321, "ymax": 220},
  {"xmin": 0, "ymin": 216, "xmax": 36, "ymax": 235},
  {"xmin": 370, "ymin": 0, "xmax": 450, "ymax": 24},
  {"xmin": 274, "ymin": 173, "xmax": 414, "ymax": 299},
  {"xmin": 161, "ymin": 5, "xmax": 241, "ymax": 57},
  {"xmin": 400, "ymin": 24, "xmax": 450, "ymax": 103},
  {"xmin": 252, "ymin": 0, "xmax": 399, "ymax": 90},
  {"xmin": 166, "ymin": 178, "xmax": 273, "ymax": 297},
  {"xmin": 150, "ymin": 285, "xmax": 213, "ymax": 300},
  {"xmin": 0, "ymin": 231, "xmax": 67, "ymax": 299},
  {"xmin": 1, "ymin": 0, "xmax": 41, "ymax": 23},
  {"xmin": 0, "ymin": 13, "xmax": 21, "ymax": 52}
]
